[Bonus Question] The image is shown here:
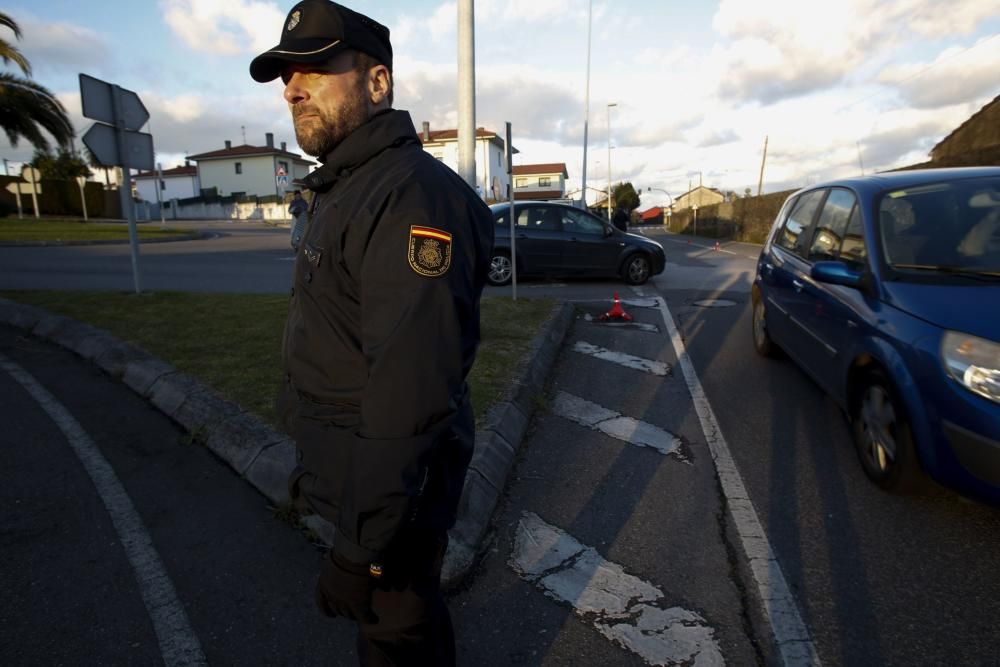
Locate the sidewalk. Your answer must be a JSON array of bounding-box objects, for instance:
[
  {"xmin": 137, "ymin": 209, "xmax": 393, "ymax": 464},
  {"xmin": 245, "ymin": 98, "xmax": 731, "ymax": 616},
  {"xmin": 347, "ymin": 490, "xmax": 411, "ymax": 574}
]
[{"xmin": 0, "ymin": 296, "xmax": 573, "ymax": 587}]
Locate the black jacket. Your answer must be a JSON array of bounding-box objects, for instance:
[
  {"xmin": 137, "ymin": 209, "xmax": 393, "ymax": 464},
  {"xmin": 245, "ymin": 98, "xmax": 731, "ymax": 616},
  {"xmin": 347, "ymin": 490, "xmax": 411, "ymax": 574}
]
[{"xmin": 280, "ymin": 109, "xmax": 494, "ymax": 566}]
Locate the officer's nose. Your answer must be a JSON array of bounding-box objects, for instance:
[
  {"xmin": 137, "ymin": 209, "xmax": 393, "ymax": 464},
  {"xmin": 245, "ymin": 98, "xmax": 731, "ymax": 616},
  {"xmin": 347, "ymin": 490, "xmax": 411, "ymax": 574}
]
[{"xmin": 284, "ymin": 72, "xmax": 309, "ymax": 105}]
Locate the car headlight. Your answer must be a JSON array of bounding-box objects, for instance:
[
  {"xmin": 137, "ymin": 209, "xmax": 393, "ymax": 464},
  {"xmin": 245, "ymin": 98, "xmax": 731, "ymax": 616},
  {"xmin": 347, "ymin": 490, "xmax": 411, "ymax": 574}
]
[{"xmin": 942, "ymin": 331, "xmax": 1000, "ymax": 404}]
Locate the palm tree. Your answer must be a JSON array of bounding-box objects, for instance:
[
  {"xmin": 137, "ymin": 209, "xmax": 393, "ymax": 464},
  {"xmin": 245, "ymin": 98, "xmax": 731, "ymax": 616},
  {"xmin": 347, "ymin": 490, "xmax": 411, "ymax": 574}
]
[{"xmin": 0, "ymin": 12, "xmax": 73, "ymax": 152}]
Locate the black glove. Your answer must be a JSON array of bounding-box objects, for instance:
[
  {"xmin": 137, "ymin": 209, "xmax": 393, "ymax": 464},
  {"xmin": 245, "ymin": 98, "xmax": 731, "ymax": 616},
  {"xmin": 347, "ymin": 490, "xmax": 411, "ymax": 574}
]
[{"xmin": 315, "ymin": 551, "xmax": 378, "ymax": 624}]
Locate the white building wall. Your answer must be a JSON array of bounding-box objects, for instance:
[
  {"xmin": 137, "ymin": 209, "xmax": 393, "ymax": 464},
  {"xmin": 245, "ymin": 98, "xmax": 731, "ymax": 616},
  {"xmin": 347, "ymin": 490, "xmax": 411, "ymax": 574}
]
[
  {"xmin": 198, "ymin": 155, "xmax": 280, "ymax": 197},
  {"xmin": 135, "ymin": 175, "xmax": 199, "ymax": 202},
  {"xmin": 514, "ymin": 172, "xmax": 566, "ymax": 195},
  {"xmin": 425, "ymin": 139, "xmax": 510, "ymax": 201}
]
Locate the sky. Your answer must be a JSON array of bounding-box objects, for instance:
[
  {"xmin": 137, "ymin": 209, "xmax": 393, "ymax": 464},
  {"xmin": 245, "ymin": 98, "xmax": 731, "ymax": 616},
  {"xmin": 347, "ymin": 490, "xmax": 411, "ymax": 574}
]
[{"xmin": 3, "ymin": 0, "xmax": 1000, "ymax": 207}]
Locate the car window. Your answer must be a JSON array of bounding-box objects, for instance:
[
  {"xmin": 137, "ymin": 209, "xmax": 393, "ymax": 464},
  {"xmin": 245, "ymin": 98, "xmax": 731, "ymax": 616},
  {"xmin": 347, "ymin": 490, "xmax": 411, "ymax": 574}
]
[
  {"xmin": 561, "ymin": 208, "xmax": 606, "ymax": 235},
  {"xmin": 493, "ymin": 205, "xmax": 516, "ymax": 226},
  {"xmin": 807, "ymin": 188, "xmax": 857, "ymax": 262},
  {"xmin": 775, "ymin": 189, "xmax": 825, "ymax": 258},
  {"xmin": 521, "ymin": 206, "xmax": 561, "ymax": 231},
  {"xmin": 839, "ymin": 206, "xmax": 868, "ymax": 271}
]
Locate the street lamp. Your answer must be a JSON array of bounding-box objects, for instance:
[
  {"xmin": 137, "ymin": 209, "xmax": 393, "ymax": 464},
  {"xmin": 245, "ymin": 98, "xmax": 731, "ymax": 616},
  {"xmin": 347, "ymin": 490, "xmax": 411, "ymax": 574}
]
[
  {"xmin": 606, "ymin": 102, "xmax": 617, "ymax": 223},
  {"xmin": 646, "ymin": 187, "xmax": 673, "ymax": 228}
]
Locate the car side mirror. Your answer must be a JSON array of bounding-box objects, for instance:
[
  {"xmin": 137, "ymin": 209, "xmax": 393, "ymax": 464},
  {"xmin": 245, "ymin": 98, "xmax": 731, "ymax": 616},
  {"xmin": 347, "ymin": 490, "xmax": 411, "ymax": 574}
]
[{"xmin": 811, "ymin": 260, "xmax": 872, "ymax": 293}]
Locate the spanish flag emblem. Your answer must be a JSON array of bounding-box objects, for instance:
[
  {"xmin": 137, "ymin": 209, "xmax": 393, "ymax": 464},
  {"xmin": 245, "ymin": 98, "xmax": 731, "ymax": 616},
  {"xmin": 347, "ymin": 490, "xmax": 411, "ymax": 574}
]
[{"xmin": 408, "ymin": 226, "xmax": 453, "ymax": 277}]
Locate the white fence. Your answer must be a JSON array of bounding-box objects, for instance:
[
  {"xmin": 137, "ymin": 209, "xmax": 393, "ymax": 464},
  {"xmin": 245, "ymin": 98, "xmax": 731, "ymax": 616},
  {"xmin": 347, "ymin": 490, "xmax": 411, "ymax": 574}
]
[{"xmin": 137, "ymin": 199, "xmax": 292, "ymax": 222}]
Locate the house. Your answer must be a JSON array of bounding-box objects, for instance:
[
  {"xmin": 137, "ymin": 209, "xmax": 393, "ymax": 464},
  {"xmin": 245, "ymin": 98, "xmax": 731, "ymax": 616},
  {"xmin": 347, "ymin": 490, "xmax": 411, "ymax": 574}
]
[
  {"xmin": 133, "ymin": 165, "xmax": 200, "ymax": 203},
  {"xmin": 512, "ymin": 163, "xmax": 569, "ymax": 200},
  {"xmin": 673, "ymin": 185, "xmax": 724, "ymax": 211},
  {"xmin": 187, "ymin": 133, "xmax": 315, "ymax": 198},
  {"xmin": 639, "ymin": 206, "xmax": 665, "ymax": 225},
  {"xmin": 418, "ymin": 123, "xmax": 513, "ymax": 202}
]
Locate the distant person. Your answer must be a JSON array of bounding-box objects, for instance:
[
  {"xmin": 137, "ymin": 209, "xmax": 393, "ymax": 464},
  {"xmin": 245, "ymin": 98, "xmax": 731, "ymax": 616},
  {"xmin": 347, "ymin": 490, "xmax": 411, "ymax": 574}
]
[
  {"xmin": 288, "ymin": 190, "xmax": 309, "ymax": 251},
  {"xmin": 612, "ymin": 206, "xmax": 628, "ymax": 232},
  {"xmin": 250, "ymin": 1, "xmax": 493, "ymax": 665}
]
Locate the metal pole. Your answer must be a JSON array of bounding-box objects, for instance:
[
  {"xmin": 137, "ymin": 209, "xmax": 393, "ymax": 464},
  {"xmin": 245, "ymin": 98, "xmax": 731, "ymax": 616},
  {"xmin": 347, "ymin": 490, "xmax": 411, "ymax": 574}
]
[
  {"xmin": 579, "ymin": 0, "xmax": 593, "ymax": 208},
  {"xmin": 112, "ymin": 84, "xmax": 142, "ymax": 294},
  {"xmin": 607, "ymin": 103, "xmax": 616, "ymax": 223},
  {"xmin": 155, "ymin": 162, "xmax": 165, "ymax": 224},
  {"xmin": 77, "ymin": 178, "xmax": 89, "ymax": 222},
  {"xmin": 457, "ymin": 0, "xmax": 476, "ymax": 188},
  {"xmin": 24, "ymin": 168, "xmax": 40, "ymax": 219},
  {"xmin": 757, "ymin": 135, "xmax": 768, "ymax": 196},
  {"xmin": 506, "ymin": 122, "xmax": 517, "ymax": 301},
  {"xmin": 856, "ymin": 141, "xmax": 865, "ymax": 176}
]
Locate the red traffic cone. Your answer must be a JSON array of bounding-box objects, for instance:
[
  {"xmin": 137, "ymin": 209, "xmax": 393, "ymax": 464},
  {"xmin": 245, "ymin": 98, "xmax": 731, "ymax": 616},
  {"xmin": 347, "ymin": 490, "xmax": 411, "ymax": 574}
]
[{"xmin": 599, "ymin": 292, "xmax": 633, "ymax": 322}]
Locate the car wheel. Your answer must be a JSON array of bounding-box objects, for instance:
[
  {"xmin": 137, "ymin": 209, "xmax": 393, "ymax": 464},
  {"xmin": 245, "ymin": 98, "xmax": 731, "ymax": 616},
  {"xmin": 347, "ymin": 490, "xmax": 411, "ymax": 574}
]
[
  {"xmin": 751, "ymin": 296, "xmax": 779, "ymax": 357},
  {"xmin": 622, "ymin": 254, "xmax": 651, "ymax": 285},
  {"xmin": 487, "ymin": 251, "xmax": 513, "ymax": 286},
  {"xmin": 852, "ymin": 370, "xmax": 925, "ymax": 492}
]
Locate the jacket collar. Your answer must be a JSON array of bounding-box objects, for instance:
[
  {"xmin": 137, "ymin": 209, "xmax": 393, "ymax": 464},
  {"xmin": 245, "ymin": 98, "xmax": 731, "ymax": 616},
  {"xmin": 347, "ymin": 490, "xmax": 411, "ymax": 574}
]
[{"xmin": 298, "ymin": 109, "xmax": 419, "ymax": 192}]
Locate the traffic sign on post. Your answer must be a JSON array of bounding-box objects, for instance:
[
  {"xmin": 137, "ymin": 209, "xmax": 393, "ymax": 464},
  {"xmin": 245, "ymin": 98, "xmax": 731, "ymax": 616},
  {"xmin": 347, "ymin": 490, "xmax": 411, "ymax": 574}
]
[
  {"xmin": 79, "ymin": 72, "xmax": 154, "ymax": 294},
  {"xmin": 20, "ymin": 166, "xmax": 41, "ymax": 219},
  {"xmin": 82, "ymin": 123, "xmax": 154, "ymax": 171},
  {"xmin": 80, "ymin": 73, "xmax": 149, "ymax": 131}
]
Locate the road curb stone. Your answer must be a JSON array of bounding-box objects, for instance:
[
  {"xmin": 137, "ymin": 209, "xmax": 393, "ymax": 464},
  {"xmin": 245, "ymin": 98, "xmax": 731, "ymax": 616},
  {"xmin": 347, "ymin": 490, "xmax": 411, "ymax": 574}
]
[{"xmin": 0, "ymin": 296, "xmax": 574, "ymax": 588}]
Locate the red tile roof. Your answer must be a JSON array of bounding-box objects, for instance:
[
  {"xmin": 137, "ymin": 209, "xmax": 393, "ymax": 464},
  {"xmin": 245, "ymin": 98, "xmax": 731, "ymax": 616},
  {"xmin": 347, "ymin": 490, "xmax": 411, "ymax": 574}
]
[
  {"xmin": 187, "ymin": 144, "xmax": 314, "ymax": 164},
  {"xmin": 513, "ymin": 163, "xmax": 568, "ymax": 177},
  {"xmin": 640, "ymin": 207, "xmax": 663, "ymax": 221},
  {"xmin": 134, "ymin": 165, "xmax": 197, "ymax": 179}
]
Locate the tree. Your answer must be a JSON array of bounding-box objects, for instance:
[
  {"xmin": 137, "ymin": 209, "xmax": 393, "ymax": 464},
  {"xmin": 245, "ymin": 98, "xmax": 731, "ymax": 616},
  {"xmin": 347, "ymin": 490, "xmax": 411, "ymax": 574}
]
[
  {"xmin": 31, "ymin": 147, "xmax": 91, "ymax": 180},
  {"xmin": 612, "ymin": 181, "xmax": 640, "ymax": 212},
  {"xmin": 0, "ymin": 13, "xmax": 73, "ymax": 152}
]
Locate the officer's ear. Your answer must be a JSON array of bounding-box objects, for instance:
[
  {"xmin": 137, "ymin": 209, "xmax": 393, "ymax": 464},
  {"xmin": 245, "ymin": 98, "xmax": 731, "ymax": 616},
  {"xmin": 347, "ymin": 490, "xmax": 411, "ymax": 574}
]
[{"xmin": 366, "ymin": 64, "xmax": 392, "ymax": 109}]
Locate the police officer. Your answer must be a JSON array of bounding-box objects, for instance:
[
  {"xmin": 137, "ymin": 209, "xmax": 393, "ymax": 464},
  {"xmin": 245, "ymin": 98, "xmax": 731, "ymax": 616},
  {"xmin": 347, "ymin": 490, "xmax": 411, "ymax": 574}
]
[{"xmin": 250, "ymin": 2, "xmax": 493, "ymax": 664}]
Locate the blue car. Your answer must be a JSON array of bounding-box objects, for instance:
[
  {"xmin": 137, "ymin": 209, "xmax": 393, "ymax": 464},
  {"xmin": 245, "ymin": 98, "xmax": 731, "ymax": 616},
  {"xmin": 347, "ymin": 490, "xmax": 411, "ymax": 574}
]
[{"xmin": 751, "ymin": 167, "xmax": 1000, "ymax": 502}]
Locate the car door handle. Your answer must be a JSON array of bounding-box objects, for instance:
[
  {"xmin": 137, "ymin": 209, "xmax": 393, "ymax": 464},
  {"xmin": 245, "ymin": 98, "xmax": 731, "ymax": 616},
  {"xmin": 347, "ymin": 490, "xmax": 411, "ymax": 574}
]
[
  {"xmin": 763, "ymin": 262, "xmax": 774, "ymax": 272},
  {"xmin": 792, "ymin": 279, "xmax": 804, "ymax": 292}
]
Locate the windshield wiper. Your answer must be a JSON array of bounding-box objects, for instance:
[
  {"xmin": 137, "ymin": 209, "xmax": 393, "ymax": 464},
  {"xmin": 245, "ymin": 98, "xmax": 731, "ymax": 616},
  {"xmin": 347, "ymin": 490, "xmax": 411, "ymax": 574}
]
[{"xmin": 891, "ymin": 264, "xmax": 1000, "ymax": 280}]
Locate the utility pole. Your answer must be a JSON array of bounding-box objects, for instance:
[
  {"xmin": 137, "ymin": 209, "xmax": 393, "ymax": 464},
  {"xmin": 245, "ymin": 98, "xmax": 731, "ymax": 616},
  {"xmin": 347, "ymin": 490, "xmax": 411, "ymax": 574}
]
[
  {"xmin": 856, "ymin": 141, "xmax": 865, "ymax": 175},
  {"xmin": 607, "ymin": 102, "xmax": 617, "ymax": 223},
  {"xmin": 757, "ymin": 135, "xmax": 768, "ymax": 196},
  {"xmin": 579, "ymin": 0, "xmax": 593, "ymax": 208},
  {"xmin": 457, "ymin": 0, "xmax": 477, "ymax": 189}
]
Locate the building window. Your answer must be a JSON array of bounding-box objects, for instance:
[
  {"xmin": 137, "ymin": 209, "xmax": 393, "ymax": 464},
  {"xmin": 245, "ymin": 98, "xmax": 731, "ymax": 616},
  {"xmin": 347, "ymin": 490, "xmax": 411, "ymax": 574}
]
[
  {"xmin": 539, "ymin": 177, "xmax": 551, "ymax": 187},
  {"xmin": 278, "ymin": 160, "xmax": 289, "ymax": 174},
  {"xmin": 235, "ymin": 162, "xmax": 242, "ymax": 174},
  {"xmin": 159, "ymin": 179, "xmax": 166, "ymax": 191},
  {"xmin": 516, "ymin": 178, "xmax": 527, "ymax": 188}
]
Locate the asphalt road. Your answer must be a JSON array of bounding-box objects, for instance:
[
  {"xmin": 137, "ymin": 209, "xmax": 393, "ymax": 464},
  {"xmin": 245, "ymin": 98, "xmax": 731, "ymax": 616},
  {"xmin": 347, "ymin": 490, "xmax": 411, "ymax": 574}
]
[{"xmin": 3, "ymin": 221, "xmax": 1000, "ymax": 666}]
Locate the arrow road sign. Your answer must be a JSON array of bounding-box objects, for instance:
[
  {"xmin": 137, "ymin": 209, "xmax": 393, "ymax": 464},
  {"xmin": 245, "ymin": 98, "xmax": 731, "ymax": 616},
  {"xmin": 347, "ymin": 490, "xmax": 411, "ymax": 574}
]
[
  {"xmin": 5, "ymin": 182, "xmax": 41, "ymax": 195},
  {"xmin": 79, "ymin": 73, "xmax": 149, "ymax": 131},
  {"xmin": 83, "ymin": 123, "xmax": 154, "ymax": 171}
]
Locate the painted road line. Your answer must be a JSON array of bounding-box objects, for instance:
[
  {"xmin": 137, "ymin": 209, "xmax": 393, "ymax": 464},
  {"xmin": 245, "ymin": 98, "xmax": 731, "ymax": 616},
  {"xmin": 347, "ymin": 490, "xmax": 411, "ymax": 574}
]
[
  {"xmin": 510, "ymin": 512, "xmax": 725, "ymax": 667},
  {"xmin": 552, "ymin": 391, "xmax": 686, "ymax": 460},
  {"xmin": 0, "ymin": 354, "xmax": 208, "ymax": 667},
  {"xmin": 654, "ymin": 298, "xmax": 822, "ymax": 666},
  {"xmin": 573, "ymin": 341, "xmax": 670, "ymax": 376}
]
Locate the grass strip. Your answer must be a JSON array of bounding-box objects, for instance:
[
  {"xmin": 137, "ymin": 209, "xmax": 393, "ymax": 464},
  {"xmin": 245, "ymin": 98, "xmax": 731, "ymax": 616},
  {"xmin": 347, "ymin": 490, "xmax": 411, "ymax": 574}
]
[
  {"xmin": 0, "ymin": 291, "xmax": 555, "ymax": 428},
  {"xmin": 0, "ymin": 220, "xmax": 190, "ymax": 242}
]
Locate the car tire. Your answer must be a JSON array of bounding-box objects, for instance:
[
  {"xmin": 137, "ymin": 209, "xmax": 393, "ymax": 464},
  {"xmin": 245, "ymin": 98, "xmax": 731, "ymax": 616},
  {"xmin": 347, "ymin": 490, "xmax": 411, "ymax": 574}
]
[
  {"xmin": 487, "ymin": 250, "xmax": 513, "ymax": 286},
  {"xmin": 622, "ymin": 253, "xmax": 651, "ymax": 285},
  {"xmin": 751, "ymin": 295, "xmax": 780, "ymax": 358},
  {"xmin": 852, "ymin": 369, "xmax": 926, "ymax": 493}
]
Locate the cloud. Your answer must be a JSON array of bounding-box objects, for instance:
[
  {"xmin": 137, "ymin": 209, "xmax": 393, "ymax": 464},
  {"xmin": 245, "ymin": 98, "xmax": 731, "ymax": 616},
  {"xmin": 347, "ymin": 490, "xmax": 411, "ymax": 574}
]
[
  {"xmin": 697, "ymin": 129, "xmax": 741, "ymax": 148},
  {"xmin": 392, "ymin": 3, "xmax": 457, "ymax": 49},
  {"xmin": 159, "ymin": 0, "xmax": 284, "ymax": 55},
  {"xmin": 14, "ymin": 14, "xmax": 111, "ymax": 74},
  {"xmin": 711, "ymin": 0, "xmax": 1000, "ymax": 105},
  {"xmin": 879, "ymin": 35, "xmax": 1000, "ymax": 109}
]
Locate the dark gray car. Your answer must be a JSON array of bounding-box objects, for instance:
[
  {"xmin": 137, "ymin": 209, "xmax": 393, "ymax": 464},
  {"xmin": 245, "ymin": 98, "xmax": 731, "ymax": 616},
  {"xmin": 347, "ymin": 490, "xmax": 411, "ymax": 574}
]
[{"xmin": 487, "ymin": 202, "xmax": 666, "ymax": 286}]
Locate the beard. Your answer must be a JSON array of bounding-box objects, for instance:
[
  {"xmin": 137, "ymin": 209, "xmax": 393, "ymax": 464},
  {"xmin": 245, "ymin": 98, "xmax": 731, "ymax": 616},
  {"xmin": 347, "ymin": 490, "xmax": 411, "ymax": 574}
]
[{"xmin": 292, "ymin": 81, "xmax": 370, "ymax": 159}]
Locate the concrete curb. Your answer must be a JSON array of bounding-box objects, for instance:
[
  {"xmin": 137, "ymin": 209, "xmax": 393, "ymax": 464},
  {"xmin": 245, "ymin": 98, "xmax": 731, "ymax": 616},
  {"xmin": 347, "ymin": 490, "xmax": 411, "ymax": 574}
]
[
  {"xmin": 0, "ymin": 296, "xmax": 574, "ymax": 588},
  {"xmin": 0, "ymin": 232, "xmax": 205, "ymax": 247}
]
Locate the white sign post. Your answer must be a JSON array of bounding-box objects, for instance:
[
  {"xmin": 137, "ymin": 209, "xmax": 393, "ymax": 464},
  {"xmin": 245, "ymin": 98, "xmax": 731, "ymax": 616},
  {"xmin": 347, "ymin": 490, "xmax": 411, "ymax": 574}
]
[
  {"xmin": 22, "ymin": 166, "xmax": 41, "ymax": 219},
  {"xmin": 506, "ymin": 122, "xmax": 517, "ymax": 301},
  {"xmin": 5, "ymin": 182, "xmax": 23, "ymax": 219},
  {"xmin": 75, "ymin": 175, "xmax": 89, "ymax": 221}
]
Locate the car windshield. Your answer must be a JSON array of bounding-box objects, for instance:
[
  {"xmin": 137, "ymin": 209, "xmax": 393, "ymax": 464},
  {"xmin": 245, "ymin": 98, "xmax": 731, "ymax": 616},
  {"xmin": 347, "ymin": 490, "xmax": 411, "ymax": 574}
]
[{"xmin": 878, "ymin": 176, "xmax": 1000, "ymax": 276}]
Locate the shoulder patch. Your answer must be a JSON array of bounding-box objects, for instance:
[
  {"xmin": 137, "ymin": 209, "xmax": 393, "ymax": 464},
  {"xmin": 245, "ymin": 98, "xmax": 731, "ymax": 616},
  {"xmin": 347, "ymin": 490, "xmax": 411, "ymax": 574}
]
[{"xmin": 408, "ymin": 226, "xmax": 452, "ymax": 277}]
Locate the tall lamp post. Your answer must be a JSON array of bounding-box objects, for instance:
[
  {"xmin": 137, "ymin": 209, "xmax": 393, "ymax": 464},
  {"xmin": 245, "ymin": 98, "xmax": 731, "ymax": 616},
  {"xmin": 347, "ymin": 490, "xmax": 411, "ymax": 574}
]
[{"xmin": 606, "ymin": 102, "xmax": 617, "ymax": 223}]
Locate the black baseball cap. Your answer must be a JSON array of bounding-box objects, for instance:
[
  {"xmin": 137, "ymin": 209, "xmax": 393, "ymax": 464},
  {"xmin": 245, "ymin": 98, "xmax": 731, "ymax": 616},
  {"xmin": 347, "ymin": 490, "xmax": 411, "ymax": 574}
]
[{"xmin": 249, "ymin": 0, "xmax": 392, "ymax": 83}]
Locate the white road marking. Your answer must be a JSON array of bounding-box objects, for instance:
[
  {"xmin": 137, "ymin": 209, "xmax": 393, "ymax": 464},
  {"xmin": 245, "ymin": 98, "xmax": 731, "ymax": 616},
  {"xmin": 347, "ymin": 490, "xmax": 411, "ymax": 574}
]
[
  {"xmin": 552, "ymin": 391, "xmax": 686, "ymax": 460},
  {"xmin": 0, "ymin": 354, "xmax": 208, "ymax": 667},
  {"xmin": 510, "ymin": 512, "xmax": 725, "ymax": 667},
  {"xmin": 573, "ymin": 341, "xmax": 670, "ymax": 376},
  {"xmin": 620, "ymin": 298, "xmax": 661, "ymax": 308},
  {"xmin": 654, "ymin": 298, "xmax": 822, "ymax": 666}
]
